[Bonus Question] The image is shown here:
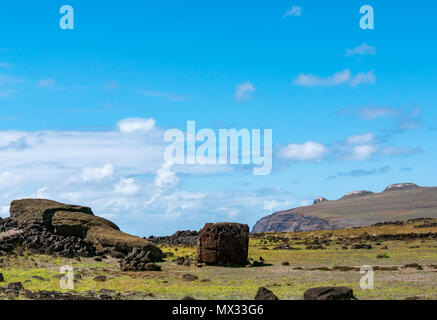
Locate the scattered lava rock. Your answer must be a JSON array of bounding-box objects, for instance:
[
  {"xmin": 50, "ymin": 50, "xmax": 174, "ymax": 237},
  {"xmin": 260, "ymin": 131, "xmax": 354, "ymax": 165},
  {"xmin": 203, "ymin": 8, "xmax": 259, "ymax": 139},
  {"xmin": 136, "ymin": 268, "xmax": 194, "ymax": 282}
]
[
  {"xmin": 182, "ymin": 274, "xmax": 199, "ymax": 281},
  {"xmin": 146, "ymin": 230, "xmax": 198, "ymax": 246},
  {"xmin": 404, "ymin": 263, "xmax": 423, "ymax": 270},
  {"xmin": 254, "ymin": 287, "xmax": 278, "ymax": 300},
  {"xmin": 304, "ymin": 286, "xmax": 357, "ymax": 300},
  {"xmin": 351, "ymin": 244, "xmax": 372, "ymax": 250},
  {"xmin": 93, "ymin": 275, "xmax": 107, "ymax": 282},
  {"xmin": 120, "ymin": 248, "xmax": 162, "ymax": 271},
  {"xmin": 0, "ymin": 218, "xmax": 96, "ymax": 258}
]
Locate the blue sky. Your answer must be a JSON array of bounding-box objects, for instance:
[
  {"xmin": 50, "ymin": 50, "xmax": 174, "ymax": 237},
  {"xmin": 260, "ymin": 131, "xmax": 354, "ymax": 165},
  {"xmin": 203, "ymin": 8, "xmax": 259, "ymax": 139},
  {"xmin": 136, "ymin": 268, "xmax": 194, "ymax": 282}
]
[{"xmin": 1, "ymin": 1, "xmax": 436, "ymax": 236}]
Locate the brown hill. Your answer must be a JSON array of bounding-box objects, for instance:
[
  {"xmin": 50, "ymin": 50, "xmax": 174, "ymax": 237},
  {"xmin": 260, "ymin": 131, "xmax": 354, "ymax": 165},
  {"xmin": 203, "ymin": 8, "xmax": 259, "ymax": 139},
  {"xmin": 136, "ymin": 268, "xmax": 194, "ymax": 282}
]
[{"xmin": 252, "ymin": 183, "xmax": 437, "ymax": 233}]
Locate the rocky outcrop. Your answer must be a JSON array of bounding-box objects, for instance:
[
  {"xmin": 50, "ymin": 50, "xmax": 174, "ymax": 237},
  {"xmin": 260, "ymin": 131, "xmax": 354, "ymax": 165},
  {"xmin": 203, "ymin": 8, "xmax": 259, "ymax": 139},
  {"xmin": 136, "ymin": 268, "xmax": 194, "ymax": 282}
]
[
  {"xmin": 146, "ymin": 230, "xmax": 198, "ymax": 246},
  {"xmin": 252, "ymin": 212, "xmax": 339, "ymax": 233},
  {"xmin": 384, "ymin": 183, "xmax": 419, "ymax": 192},
  {"xmin": 197, "ymin": 222, "xmax": 249, "ymax": 265},
  {"xmin": 10, "ymin": 199, "xmax": 93, "ymax": 229},
  {"xmin": 8, "ymin": 199, "xmax": 163, "ymax": 260},
  {"xmin": 303, "ymin": 286, "xmax": 356, "ymax": 300},
  {"xmin": 52, "ymin": 211, "xmax": 119, "ymax": 238},
  {"xmin": 340, "ymin": 190, "xmax": 374, "ymax": 200},
  {"xmin": 87, "ymin": 226, "xmax": 163, "ymax": 258},
  {"xmin": 313, "ymin": 197, "xmax": 328, "ymax": 205}
]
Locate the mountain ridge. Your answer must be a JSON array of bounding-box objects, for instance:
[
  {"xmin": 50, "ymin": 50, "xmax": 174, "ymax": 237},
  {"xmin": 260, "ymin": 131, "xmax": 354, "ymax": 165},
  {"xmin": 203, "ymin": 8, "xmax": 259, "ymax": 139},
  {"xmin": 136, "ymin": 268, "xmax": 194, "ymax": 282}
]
[{"xmin": 252, "ymin": 183, "xmax": 437, "ymax": 233}]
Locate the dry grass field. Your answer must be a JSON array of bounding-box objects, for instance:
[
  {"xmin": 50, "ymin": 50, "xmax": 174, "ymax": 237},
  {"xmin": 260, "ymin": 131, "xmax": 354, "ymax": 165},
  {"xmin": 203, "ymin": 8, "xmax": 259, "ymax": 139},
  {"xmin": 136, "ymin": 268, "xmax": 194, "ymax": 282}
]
[{"xmin": 1, "ymin": 218, "xmax": 437, "ymax": 300}]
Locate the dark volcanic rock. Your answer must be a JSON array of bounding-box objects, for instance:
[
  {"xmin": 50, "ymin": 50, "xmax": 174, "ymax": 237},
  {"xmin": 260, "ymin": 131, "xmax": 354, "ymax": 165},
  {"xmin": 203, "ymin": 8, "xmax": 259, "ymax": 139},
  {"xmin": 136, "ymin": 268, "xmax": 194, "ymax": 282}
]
[
  {"xmin": 182, "ymin": 273, "xmax": 199, "ymax": 281},
  {"xmin": 197, "ymin": 222, "xmax": 249, "ymax": 266},
  {"xmin": 146, "ymin": 230, "xmax": 198, "ymax": 246},
  {"xmin": 120, "ymin": 248, "xmax": 162, "ymax": 271},
  {"xmin": 303, "ymin": 286, "xmax": 356, "ymax": 300},
  {"xmin": 0, "ymin": 218, "xmax": 96, "ymax": 258},
  {"xmin": 254, "ymin": 287, "xmax": 278, "ymax": 300}
]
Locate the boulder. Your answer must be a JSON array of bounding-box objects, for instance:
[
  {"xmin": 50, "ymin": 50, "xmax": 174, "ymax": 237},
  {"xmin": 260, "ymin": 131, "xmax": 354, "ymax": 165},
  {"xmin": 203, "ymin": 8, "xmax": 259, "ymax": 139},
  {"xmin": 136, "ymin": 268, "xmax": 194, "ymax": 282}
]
[
  {"xmin": 51, "ymin": 211, "xmax": 119, "ymax": 238},
  {"xmin": 10, "ymin": 199, "xmax": 93, "ymax": 228},
  {"xmin": 254, "ymin": 287, "xmax": 278, "ymax": 300},
  {"xmin": 303, "ymin": 286, "xmax": 356, "ymax": 300},
  {"xmin": 88, "ymin": 227, "xmax": 163, "ymax": 259},
  {"xmin": 182, "ymin": 274, "xmax": 199, "ymax": 281},
  {"xmin": 197, "ymin": 222, "xmax": 249, "ymax": 265}
]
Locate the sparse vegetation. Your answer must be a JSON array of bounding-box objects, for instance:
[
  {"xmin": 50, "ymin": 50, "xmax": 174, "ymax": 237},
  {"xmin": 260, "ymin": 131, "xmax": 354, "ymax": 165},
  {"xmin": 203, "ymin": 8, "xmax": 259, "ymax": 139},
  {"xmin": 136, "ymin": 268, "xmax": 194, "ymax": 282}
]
[{"xmin": 1, "ymin": 218, "xmax": 437, "ymax": 300}]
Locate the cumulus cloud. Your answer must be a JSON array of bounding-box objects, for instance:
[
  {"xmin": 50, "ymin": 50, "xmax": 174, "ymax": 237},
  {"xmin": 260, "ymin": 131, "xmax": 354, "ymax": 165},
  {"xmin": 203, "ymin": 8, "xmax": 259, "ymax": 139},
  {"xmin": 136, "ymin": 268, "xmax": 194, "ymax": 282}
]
[
  {"xmin": 81, "ymin": 164, "xmax": 114, "ymax": 182},
  {"xmin": 278, "ymin": 141, "xmax": 327, "ymax": 161},
  {"xmin": 283, "ymin": 6, "xmax": 302, "ymax": 17},
  {"xmin": 235, "ymin": 82, "xmax": 255, "ymax": 101},
  {"xmin": 346, "ymin": 132, "xmax": 375, "ymax": 145},
  {"xmin": 346, "ymin": 43, "xmax": 377, "ymax": 56},
  {"xmin": 293, "ymin": 70, "xmax": 375, "ymax": 87},
  {"xmin": 117, "ymin": 118, "xmax": 156, "ymax": 133},
  {"xmin": 114, "ymin": 178, "xmax": 139, "ymax": 195},
  {"xmin": 155, "ymin": 161, "xmax": 179, "ymax": 189}
]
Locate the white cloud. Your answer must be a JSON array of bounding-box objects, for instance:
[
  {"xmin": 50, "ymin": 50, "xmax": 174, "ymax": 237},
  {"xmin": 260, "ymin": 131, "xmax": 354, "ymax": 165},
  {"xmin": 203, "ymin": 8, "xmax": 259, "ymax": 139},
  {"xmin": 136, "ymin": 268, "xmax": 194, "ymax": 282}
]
[
  {"xmin": 114, "ymin": 178, "xmax": 139, "ymax": 195},
  {"xmin": 283, "ymin": 6, "xmax": 302, "ymax": 17},
  {"xmin": 117, "ymin": 118, "xmax": 155, "ymax": 133},
  {"xmin": 35, "ymin": 186, "xmax": 49, "ymax": 199},
  {"xmin": 155, "ymin": 161, "xmax": 179, "ymax": 189},
  {"xmin": 350, "ymin": 144, "xmax": 377, "ymax": 160},
  {"xmin": 263, "ymin": 200, "xmax": 293, "ymax": 212},
  {"xmin": 81, "ymin": 164, "xmax": 114, "ymax": 182},
  {"xmin": 346, "ymin": 133, "xmax": 375, "ymax": 145},
  {"xmin": 278, "ymin": 141, "xmax": 327, "ymax": 161},
  {"xmin": 0, "ymin": 205, "xmax": 10, "ymax": 218},
  {"xmin": 293, "ymin": 69, "xmax": 375, "ymax": 87},
  {"xmin": 235, "ymin": 82, "xmax": 255, "ymax": 101},
  {"xmin": 346, "ymin": 43, "xmax": 377, "ymax": 56}
]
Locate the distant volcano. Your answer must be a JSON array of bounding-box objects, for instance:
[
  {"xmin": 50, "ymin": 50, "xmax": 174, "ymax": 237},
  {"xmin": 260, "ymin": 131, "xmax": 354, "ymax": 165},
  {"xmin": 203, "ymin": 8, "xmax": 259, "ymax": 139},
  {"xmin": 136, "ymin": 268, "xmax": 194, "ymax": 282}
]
[{"xmin": 252, "ymin": 183, "xmax": 437, "ymax": 233}]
